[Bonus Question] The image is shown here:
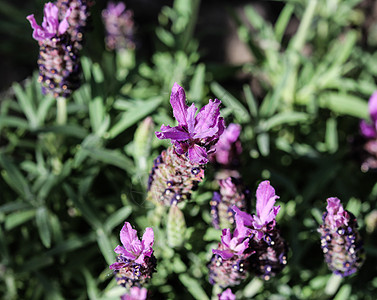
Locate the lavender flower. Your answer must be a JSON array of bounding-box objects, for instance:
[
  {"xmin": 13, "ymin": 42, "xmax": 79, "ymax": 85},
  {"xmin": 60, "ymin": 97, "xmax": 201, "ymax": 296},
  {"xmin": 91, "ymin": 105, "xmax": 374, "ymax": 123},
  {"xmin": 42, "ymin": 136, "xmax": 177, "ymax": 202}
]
[
  {"xmin": 148, "ymin": 83, "xmax": 224, "ymax": 206},
  {"xmin": 233, "ymin": 181, "xmax": 288, "ymax": 280},
  {"xmin": 318, "ymin": 197, "xmax": 364, "ymax": 277},
  {"xmin": 102, "ymin": 2, "xmax": 135, "ymax": 50},
  {"xmin": 360, "ymin": 91, "xmax": 377, "ymax": 139},
  {"xmin": 210, "ymin": 177, "xmax": 249, "ymax": 230},
  {"xmin": 56, "ymin": 0, "xmax": 91, "ymax": 50},
  {"xmin": 27, "ymin": 2, "xmax": 82, "ymax": 98},
  {"xmin": 211, "ymin": 123, "xmax": 242, "ymax": 168},
  {"xmin": 110, "ymin": 222, "xmax": 156, "ymax": 288},
  {"xmin": 208, "ymin": 215, "xmax": 253, "ymax": 287},
  {"xmin": 218, "ymin": 288, "xmax": 236, "ymax": 300},
  {"xmin": 156, "ymin": 82, "xmax": 225, "ymax": 164},
  {"xmin": 121, "ymin": 287, "xmax": 148, "ymax": 300}
]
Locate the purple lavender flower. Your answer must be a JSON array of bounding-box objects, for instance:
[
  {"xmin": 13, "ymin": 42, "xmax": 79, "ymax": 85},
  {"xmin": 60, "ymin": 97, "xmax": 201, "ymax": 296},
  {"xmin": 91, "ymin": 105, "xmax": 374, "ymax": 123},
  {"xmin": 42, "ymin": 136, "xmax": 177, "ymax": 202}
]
[
  {"xmin": 208, "ymin": 214, "xmax": 253, "ymax": 287},
  {"xmin": 27, "ymin": 2, "xmax": 82, "ymax": 98},
  {"xmin": 110, "ymin": 222, "xmax": 156, "ymax": 288},
  {"xmin": 218, "ymin": 288, "xmax": 236, "ymax": 300},
  {"xmin": 121, "ymin": 287, "xmax": 148, "ymax": 300},
  {"xmin": 211, "ymin": 123, "xmax": 242, "ymax": 168},
  {"xmin": 210, "ymin": 177, "xmax": 249, "ymax": 230},
  {"xmin": 102, "ymin": 2, "xmax": 135, "ymax": 50},
  {"xmin": 148, "ymin": 83, "xmax": 224, "ymax": 206},
  {"xmin": 232, "ymin": 180, "xmax": 288, "ymax": 280},
  {"xmin": 156, "ymin": 82, "xmax": 225, "ymax": 165},
  {"xmin": 318, "ymin": 197, "xmax": 364, "ymax": 277}
]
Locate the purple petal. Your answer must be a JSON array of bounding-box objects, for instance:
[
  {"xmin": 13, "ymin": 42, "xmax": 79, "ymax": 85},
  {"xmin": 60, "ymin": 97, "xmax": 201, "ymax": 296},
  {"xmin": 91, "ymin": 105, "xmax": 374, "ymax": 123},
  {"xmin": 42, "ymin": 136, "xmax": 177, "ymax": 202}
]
[
  {"xmin": 42, "ymin": 3, "xmax": 59, "ymax": 34},
  {"xmin": 109, "ymin": 261, "xmax": 125, "ymax": 270},
  {"xmin": 360, "ymin": 120, "xmax": 376, "ymax": 139},
  {"xmin": 155, "ymin": 125, "xmax": 190, "ymax": 141},
  {"xmin": 219, "ymin": 288, "xmax": 236, "ymax": 300},
  {"xmin": 232, "ymin": 206, "xmax": 253, "ymax": 227},
  {"xmin": 134, "ymin": 253, "xmax": 146, "ymax": 265},
  {"xmin": 368, "ymin": 91, "xmax": 377, "ymax": 122},
  {"xmin": 326, "ymin": 197, "xmax": 349, "ymax": 230},
  {"xmin": 233, "ymin": 237, "xmax": 249, "ymax": 255},
  {"xmin": 188, "ymin": 144, "xmax": 208, "ymax": 164},
  {"xmin": 58, "ymin": 7, "xmax": 72, "ymax": 35},
  {"xmin": 193, "ymin": 99, "xmax": 222, "ymax": 138},
  {"xmin": 186, "ymin": 103, "xmax": 197, "ymax": 134},
  {"xmin": 256, "ymin": 181, "xmax": 280, "ymax": 224},
  {"xmin": 141, "ymin": 227, "xmax": 154, "ymax": 257},
  {"xmin": 119, "ymin": 222, "xmax": 142, "ymax": 255},
  {"xmin": 114, "ymin": 245, "xmax": 136, "ymax": 260},
  {"xmin": 220, "ymin": 228, "xmax": 232, "ymax": 246},
  {"xmin": 212, "ymin": 249, "xmax": 234, "ymax": 260},
  {"xmin": 170, "ymin": 83, "xmax": 188, "ymax": 126}
]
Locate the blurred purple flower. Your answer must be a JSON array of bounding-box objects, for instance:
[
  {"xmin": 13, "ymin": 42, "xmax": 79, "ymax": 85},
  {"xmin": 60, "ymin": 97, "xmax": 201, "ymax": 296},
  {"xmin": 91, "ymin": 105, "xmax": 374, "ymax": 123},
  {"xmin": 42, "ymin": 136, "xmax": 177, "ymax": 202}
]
[
  {"xmin": 218, "ymin": 288, "xmax": 236, "ymax": 300},
  {"xmin": 27, "ymin": 2, "xmax": 71, "ymax": 41},
  {"xmin": 324, "ymin": 197, "xmax": 349, "ymax": 231},
  {"xmin": 360, "ymin": 91, "xmax": 377, "ymax": 138},
  {"xmin": 121, "ymin": 287, "xmax": 148, "ymax": 300},
  {"xmin": 102, "ymin": 1, "xmax": 135, "ymax": 50},
  {"xmin": 156, "ymin": 83, "xmax": 225, "ymax": 164},
  {"xmin": 211, "ymin": 123, "xmax": 242, "ymax": 167}
]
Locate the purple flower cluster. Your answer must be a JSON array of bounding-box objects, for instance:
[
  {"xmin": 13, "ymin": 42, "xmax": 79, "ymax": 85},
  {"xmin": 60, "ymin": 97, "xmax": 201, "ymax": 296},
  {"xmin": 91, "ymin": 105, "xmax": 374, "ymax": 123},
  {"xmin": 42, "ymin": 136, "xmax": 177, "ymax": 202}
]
[
  {"xmin": 358, "ymin": 91, "xmax": 377, "ymax": 171},
  {"xmin": 209, "ymin": 181, "xmax": 288, "ymax": 287},
  {"xmin": 148, "ymin": 83, "xmax": 224, "ymax": 206},
  {"xmin": 102, "ymin": 2, "xmax": 135, "ymax": 50},
  {"xmin": 318, "ymin": 197, "xmax": 364, "ymax": 277},
  {"xmin": 156, "ymin": 82, "xmax": 225, "ymax": 165},
  {"xmin": 27, "ymin": 1, "xmax": 89, "ymax": 98},
  {"xmin": 110, "ymin": 222, "xmax": 156, "ymax": 288},
  {"xmin": 121, "ymin": 287, "xmax": 148, "ymax": 300}
]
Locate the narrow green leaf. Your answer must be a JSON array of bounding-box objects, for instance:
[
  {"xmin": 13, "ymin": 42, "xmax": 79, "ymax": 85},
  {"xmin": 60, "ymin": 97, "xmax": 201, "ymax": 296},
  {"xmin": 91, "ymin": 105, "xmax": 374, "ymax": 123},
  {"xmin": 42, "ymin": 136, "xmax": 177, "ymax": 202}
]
[
  {"xmin": 0, "ymin": 116, "xmax": 29, "ymax": 130},
  {"xmin": 36, "ymin": 207, "xmax": 51, "ymax": 248},
  {"xmin": 36, "ymin": 125, "xmax": 88, "ymax": 139},
  {"xmin": 179, "ymin": 274, "xmax": 209, "ymax": 300},
  {"xmin": 274, "ymin": 3, "xmax": 295, "ymax": 42},
  {"xmin": 82, "ymin": 147, "xmax": 134, "ymax": 173},
  {"xmin": 319, "ymin": 93, "xmax": 368, "ymax": 119},
  {"xmin": 189, "ymin": 63, "xmax": 206, "ymax": 102},
  {"xmin": 156, "ymin": 27, "xmax": 175, "ymax": 47},
  {"xmin": 210, "ymin": 82, "xmax": 250, "ymax": 123},
  {"xmin": 263, "ymin": 112, "xmax": 309, "ymax": 131},
  {"xmin": 325, "ymin": 118, "xmax": 338, "ymax": 153},
  {"xmin": 35, "ymin": 272, "xmax": 64, "ymax": 300},
  {"xmin": 92, "ymin": 63, "xmax": 104, "ymax": 83},
  {"xmin": 46, "ymin": 232, "xmax": 96, "ymax": 256},
  {"xmin": 109, "ymin": 97, "xmax": 163, "ymax": 138},
  {"xmin": 104, "ymin": 206, "xmax": 132, "ymax": 232},
  {"xmin": 243, "ymin": 84, "xmax": 258, "ymax": 118},
  {"xmin": 89, "ymin": 96, "xmax": 105, "ymax": 133},
  {"xmin": 83, "ymin": 268, "xmax": 99, "ymax": 300},
  {"xmin": 36, "ymin": 95, "xmax": 54, "ymax": 125},
  {"xmin": 5, "ymin": 209, "xmax": 36, "ymax": 230},
  {"xmin": 13, "ymin": 82, "xmax": 38, "ymax": 128},
  {"xmin": 167, "ymin": 205, "xmax": 186, "ymax": 248},
  {"xmin": 0, "ymin": 201, "xmax": 32, "ymax": 213},
  {"xmin": 97, "ymin": 228, "xmax": 116, "ymax": 265},
  {"xmin": 21, "ymin": 255, "xmax": 54, "ymax": 272},
  {"xmin": 0, "ymin": 154, "xmax": 33, "ymax": 201},
  {"xmin": 257, "ymin": 132, "xmax": 270, "ymax": 156}
]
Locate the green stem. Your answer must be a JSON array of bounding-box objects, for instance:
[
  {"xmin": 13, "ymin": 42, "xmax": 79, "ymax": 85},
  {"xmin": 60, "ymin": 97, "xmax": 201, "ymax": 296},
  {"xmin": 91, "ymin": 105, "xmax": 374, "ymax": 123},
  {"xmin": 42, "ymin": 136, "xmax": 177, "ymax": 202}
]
[{"xmin": 57, "ymin": 96, "xmax": 67, "ymax": 125}]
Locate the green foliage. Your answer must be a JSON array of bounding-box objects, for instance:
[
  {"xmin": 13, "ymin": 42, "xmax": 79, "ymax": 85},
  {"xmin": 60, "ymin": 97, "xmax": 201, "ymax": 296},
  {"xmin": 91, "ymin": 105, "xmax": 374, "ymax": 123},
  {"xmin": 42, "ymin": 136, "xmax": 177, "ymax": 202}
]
[{"xmin": 1, "ymin": 0, "xmax": 377, "ymax": 299}]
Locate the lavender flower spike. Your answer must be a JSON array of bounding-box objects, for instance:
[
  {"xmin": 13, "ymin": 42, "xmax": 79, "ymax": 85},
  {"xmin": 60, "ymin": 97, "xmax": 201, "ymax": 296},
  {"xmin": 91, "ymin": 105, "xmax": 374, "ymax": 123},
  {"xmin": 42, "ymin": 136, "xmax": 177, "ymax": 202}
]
[
  {"xmin": 110, "ymin": 222, "xmax": 156, "ymax": 288},
  {"xmin": 318, "ymin": 197, "xmax": 364, "ymax": 277},
  {"xmin": 208, "ymin": 212, "xmax": 253, "ymax": 287},
  {"xmin": 27, "ymin": 2, "xmax": 71, "ymax": 41},
  {"xmin": 156, "ymin": 82, "xmax": 225, "ymax": 164},
  {"xmin": 218, "ymin": 288, "xmax": 236, "ymax": 300}
]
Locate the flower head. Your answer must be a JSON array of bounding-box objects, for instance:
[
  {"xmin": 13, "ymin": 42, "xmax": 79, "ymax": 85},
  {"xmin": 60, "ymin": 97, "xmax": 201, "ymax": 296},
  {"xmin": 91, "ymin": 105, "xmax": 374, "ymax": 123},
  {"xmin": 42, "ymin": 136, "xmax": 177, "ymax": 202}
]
[
  {"xmin": 27, "ymin": 2, "xmax": 71, "ymax": 41},
  {"xmin": 218, "ymin": 288, "xmax": 236, "ymax": 300},
  {"xmin": 324, "ymin": 197, "xmax": 349, "ymax": 230},
  {"xmin": 156, "ymin": 83, "xmax": 225, "ymax": 164},
  {"xmin": 360, "ymin": 91, "xmax": 377, "ymax": 138}
]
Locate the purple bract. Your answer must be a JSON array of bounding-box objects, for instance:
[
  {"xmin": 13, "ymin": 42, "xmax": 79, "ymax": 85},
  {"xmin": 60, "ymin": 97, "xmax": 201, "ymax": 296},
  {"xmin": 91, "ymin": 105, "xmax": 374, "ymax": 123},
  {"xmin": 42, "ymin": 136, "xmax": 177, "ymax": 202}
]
[
  {"xmin": 324, "ymin": 197, "xmax": 349, "ymax": 231},
  {"xmin": 121, "ymin": 287, "xmax": 148, "ymax": 300},
  {"xmin": 212, "ymin": 123, "xmax": 242, "ymax": 166},
  {"xmin": 218, "ymin": 288, "xmax": 236, "ymax": 300},
  {"xmin": 27, "ymin": 2, "xmax": 72, "ymax": 41},
  {"xmin": 156, "ymin": 83, "xmax": 225, "ymax": 164},
  {"xmin": 360, "ymin": 91, "xmax": 377, "ymax": 139},
  {"xmin": 110, "ymin": 222, "xmax": 154, "ymax": 266}
]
